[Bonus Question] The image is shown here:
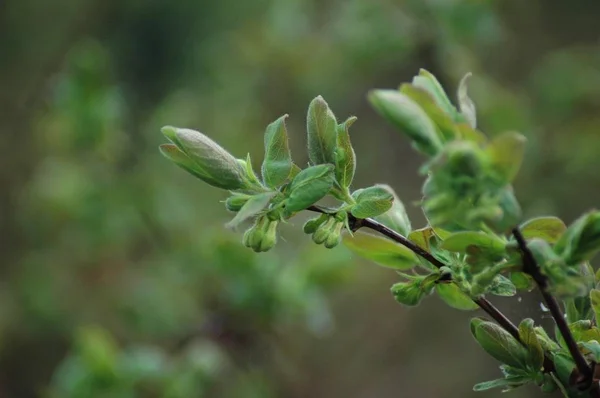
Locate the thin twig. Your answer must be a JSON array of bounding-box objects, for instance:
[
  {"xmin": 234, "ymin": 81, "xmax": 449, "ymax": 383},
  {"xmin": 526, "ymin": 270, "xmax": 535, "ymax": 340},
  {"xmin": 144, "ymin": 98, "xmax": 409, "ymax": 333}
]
[{"xmin": 513, "ymin": 227, "xmax": 590, "ymax": 386}]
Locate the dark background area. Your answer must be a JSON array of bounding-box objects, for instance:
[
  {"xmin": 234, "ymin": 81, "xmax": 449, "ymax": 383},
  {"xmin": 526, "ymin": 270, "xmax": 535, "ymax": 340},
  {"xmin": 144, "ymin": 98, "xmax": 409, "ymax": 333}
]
[{"xmin": 1, "ymin": 0, "xmax": 600, "ymax": 397}]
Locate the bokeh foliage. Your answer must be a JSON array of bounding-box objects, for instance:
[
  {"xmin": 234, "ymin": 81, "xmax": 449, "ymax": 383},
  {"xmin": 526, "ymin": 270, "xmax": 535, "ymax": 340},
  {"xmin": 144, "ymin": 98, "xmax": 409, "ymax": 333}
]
[{"xmin": 2, "ymin": 0, "xmax": 600, "ymax": 397}]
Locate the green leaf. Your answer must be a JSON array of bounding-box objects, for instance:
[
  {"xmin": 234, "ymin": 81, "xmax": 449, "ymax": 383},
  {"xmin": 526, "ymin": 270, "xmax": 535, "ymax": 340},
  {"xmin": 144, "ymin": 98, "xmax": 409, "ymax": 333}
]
[
  {"xmin": 555, "ymin": 211, "xmax": 600, "ymax": 265},
  {"xmin": 391, "ymin": 273, "xmax": 438, "ymax": 306},
  {"xmin": 579, "ymin": 340, "xmax": 600, "ymax": 362},
  {"xmin": 285, "ymin": 164, "xmax": 335, "ymax": 212},
  {"xmin": 435, "ymin": 283, "xmax": 478, "ymax": 310},
  {"xmin": 457, "ymin": 72, "xmax": 476, "ymax": 128},
  {"xmin": 342, "ymin": 231, "xmax": 418, "ymax": 270},
  {"xmin": 455, "ymin": 122, "xmax": 487, "ymax": 144},
  {"xmin": 470, "ymin": 319, "xmax": 529, "ymax": 369},
  {"xmin": 238, "ymin": 153, "xmax": 263, "ymax": 188},
  {"xmin": 441, "ymin": 231, "xmax": 506, "ymax": 255},
  {"xmin": 373, "ymin": 185, "xmax": 411, "ymax": 236},
  {"xmin": 226, "ymin": 192, "xmax": 277, "ymax": 229},
  {"xmin": 399, "ymin": 84, "xmax": 457, "ymax": 142},
  {"xmin": 411, "ymin": 69, "xmax": 457, "ymax": 119},
  {"xmin": 408, "ymin": 227, "xmax": 437, "ymax": 251},
  {"xmin": 159, "ymin": 144, "xmax": 209, "ymax": 181},
  {"xmin": 334, "ymin": 116, "xmax": 357, "ymax": 189},
  {"xmin": 368, "ymin": 90, "xmax": 443, "ymax": 156},
  {"xmin": 473, "ymin": 376, "xmax": 529, "ymax": 392},
  {"xmin": 261, "ymin": 114, "xmax": 293, "ymax": 188},
  {"xmin": 552, "ymin": 352, "xmax": 576, "ymax": 388},
  {"xmin": 520, "ymin": 216, "xmax": 567, "ymax": 244},
  {"xmin": 486, "ymin": 131, "xmax": 527, "ymax": 183},
  {"xmin": 489, "ymin": 275, "xmax": 517, "ymax": 297},
  {"xmin": 351, "ymin": 185, "xmax": 394, "ymax": 219},
  {"xmin": 510, "ymin": 272, "xmax": 534, "ymax": 291},
  {"xmin": 590, "ymin": 289, "xmax": 600, "ymax": 326},
  {"xmin": 518, "ymin": 318, "xmax": 544, "ymax": 370},
  {"xmin": 307, "ymin": 96, "xmax": 337, "ymax": 165},
  {"xmin": 161, "ymin": 126, "xmax": 246, "ymax": 190}
]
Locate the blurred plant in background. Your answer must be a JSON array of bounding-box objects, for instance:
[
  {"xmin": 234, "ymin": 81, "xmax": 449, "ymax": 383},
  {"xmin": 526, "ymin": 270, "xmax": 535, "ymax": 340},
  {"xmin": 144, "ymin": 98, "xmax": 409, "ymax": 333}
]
[{"xmin": 2, "ymin": 0, "xmax": 600, "ymax": 397}]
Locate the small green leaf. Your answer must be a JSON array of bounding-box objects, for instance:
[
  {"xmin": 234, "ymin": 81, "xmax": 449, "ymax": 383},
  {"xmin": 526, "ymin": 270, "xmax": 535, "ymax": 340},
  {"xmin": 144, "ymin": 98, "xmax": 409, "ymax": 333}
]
[
  {"xmin": 552, "ymin": 352, "xmax": 576, "ymax": 388},
  {"xmin": 307, "ymin": 96, "xmax": 337, "ymax": 165},
  {"xmin": 391, "ymin": 273, "xmax": 438, "ymax": 306},
  {"xmin": 555, "ymin": 211, "xmax": 600, "ymax": 265},
  {"xmin": 579, "ymin": 340, "xmax": 600, "ymax": 362},
  {"xmin": 334, "ymin": 116, "xmax": 357, "ymax": 189},
  {"xmin": 455, "ymin": 122, "xmax": 487, "ymax": 144},
  {"xmin": 342, "ymin": 231, "xmax": 418, "ymax": 270},
  {"xmin": 351, "ymin": 185, "xmax": 394, "ymax": 219},
  {"xmin": 471, "ymin": 319, "xmax": 529, "ymax": 369},
  {"xmin": 518, "ymin": 318, "xmax": 544, "ymax": 370},
  {"xmin": 368, "ymin": 90, "xmax": 443, "ymax": 156},
  {"xmin": 411, "ymin": 69, "xmax": 457, "ymax": 119},
  {"xmin": 399, "ymin": 84, "xmax": 457, "ymax": 142},
  {"xmin": 520, "ymin": 216, "xmax": 567, "ymax": 244},
  {"xmin": 159, "ymin": 144, "xmax": 208, "ymax": 181},
  {"xmin": 238, "ymin": 153, "xmax": 263, "ymax": 188},
  {"xmin": 441, "ymin": 231, "xmax": 506, "ymax": 255},
  {"xmin": 161, "ymin": 126, "xmax": 246, "ymax": 190},
  {"xmin": 435, "ymin": 283, "xmax": 478, "ymax": 310},
  {"xmin": 262, "ymin": 114, "xmax": 293, "ymax": 188},
  {"xmin": 225, "ymin": 193, "xmax": 252, "ymax": 212},
  {"xmin": 226, "ymin": 192, "xmax": 276, "ymax": 229},
  {"xmin": 510, "ymin": 272, "xmax": 534, "ymax": 291},
  {"xmin": 473, "ymin": 376, "xmax": 529, "ymax": 392},
  {"xmin": 285, "ymin": 164, "xmax": 335, "ymax": 212},
  {"xmin": 489, "ymin": 275, "xmax": 517, "ymax": 297},
  {"xmin": 457, "ymin": 72, "xmax": 476, "ymax": 129},
  {"xmin": 486, "ymin": 131, "xmax": 527, "ymax": 183},
  {"xmin": 408, "ymin": 227, "xmax": 437, "ymax": 251},
  {"xmin": 373, "ymin": 185, "xmax": 411, "ymax": 236}
]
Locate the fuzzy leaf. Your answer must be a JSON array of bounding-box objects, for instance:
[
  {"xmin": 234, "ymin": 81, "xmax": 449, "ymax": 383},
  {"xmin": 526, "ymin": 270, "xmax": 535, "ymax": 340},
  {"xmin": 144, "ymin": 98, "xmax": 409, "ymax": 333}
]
[
  {"xmin": 226, "ymin": 192, "xmax": 276, "ymax": 229},
  {"xmin": 342, "ymin": 231, "xmax": 418, "ymax": 270},
  {"xmin": 334, "ymin": 116, "xmax": 357, "ymax": 189},
  {"xmin": 399, "ymin": 84, "xmax": 457, "ymax": 142},
  {"xmin": 307, "ymin": 96, "xmax": 337, "ymax": 165},
  {"xmin": 159, "ymin": 144, "xmax": 208, "ymax": 181},
  {"xmin": 518, "ymin": 318, "xmax": 544, "ymax": 370},
  {"xmin": 487, "ymin": 131, "xmax": 527, "ymax": 183},
  {"xmin": 351, "ymin": 185, "xmax": 394, "ymax": 219},
  {"xmin": 373, "ymin": 185, "xmax": 411, "ymax": 236},
  {"xmin": 473, "ymin": 376, "xmax": 529, "ymax": 392},
  {"xmin": 285, "ymin": 164, "xmax": 335, "ymax": 212},
  {"xmin": 457, "ymin": 72, "xmax": 477, "ymax": 128},
  {"xmin": 368, "ymin": 90, "xmax": 443, "ymax": 156},
  {"xmin": 489, "ymin": 275, "xmax": 517, "ymax": 297},
  {"xmin": 471, "ymin": 319, "xmax": 529, "ymax": 369},
  {"xmin": 520, "ymin": 216, "xmax": 567, "ymax": 244},
  {"xmin": 262, "ymin": 115, "xmax": 292, "ymax": 188},
  {"xmin": 441, "ymin": 231, "xmax": 506, "ymax": 255},
  {"xmin": 391, "ymin": 273, "xmax": 438, "ymax": 306},
  {"xmin": 435, "ymin": 283, "xmax": 478, "ymax": 310},
  {"xmin": 411, "ymin": 69, "xmax": 457, "ymax": 118}
]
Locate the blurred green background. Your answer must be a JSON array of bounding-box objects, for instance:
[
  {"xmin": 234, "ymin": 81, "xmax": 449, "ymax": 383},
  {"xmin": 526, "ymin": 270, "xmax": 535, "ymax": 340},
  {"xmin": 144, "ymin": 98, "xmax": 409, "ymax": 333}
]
[{"xmin": 2, "ymin": 0, "xmax": 600, "ymax": 397}]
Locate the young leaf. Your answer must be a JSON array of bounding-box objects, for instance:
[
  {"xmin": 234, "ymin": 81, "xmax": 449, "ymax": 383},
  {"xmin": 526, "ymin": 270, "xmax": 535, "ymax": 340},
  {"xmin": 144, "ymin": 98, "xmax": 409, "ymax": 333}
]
[
  {"xmin": 518, "ymin": 318, "xmax": 544, "ymax": 370},
  {"xmin": 161, "ymin": 126, "xmax": 246, "ymax": 190},
  {"xmin": 285, "ymin": 164, "xmax": 335, "ymax": 212},
  {"xmin": 441, "ymin": 231, "xmax": 506, "ymax": 255},
  {"xmin": 473, "ymin": 376, "xmax": 529, "ymax": 392},
  {"xmin": 307, "ymin": 96, "xmax": 337, "ymax": 165},
  {"xmin": 334, "ymin": 116, "xmax": 357, "ymax": 189},
  {"xmin": 238, "ymin": 153, "xmax": 263, "ymax": 188},
  {"xmin": 510, "ymin": 272, "xmax": 534, "ymax": 291},
  {"xmin": 225, "ymin": 192, "xmax": 277, "ymax": 229},
  {"xmin": 486, "ymin": 131, "xmax": 527, "ymax": 184},
  {"xmin": 159, "ymin": 144, "xmax": 209, "ymax": 181},
  {"xmin": 399, "ymin": 84, "xmax": 457, "ymax": 142},
  {"xmin": 391, "ymin": 273, "xmax": 438, "ymax": 306},
  {"xmin": 408, "ymin": 227, "xmax": 437, "ymax": 251},
  {"xmin": 342, "ymin": 231, "xmax": 418, "ymax": 270},
  {"xmin": 373, "ymin": 185, "xmax": 411, "ymax": 236},
  {"xmin": 520, "ymin": 216, "xmax": 567, "ymax": 244},
  {"xmin": 411, "ymin": 69, "xmax": 457, "ymax": 118},
  {"xmin": 261, "ymin": 114, "xmax": 292, "ymax": 188},
  {"xmin": 457, "ymin": 72, "xmax": 476, "ymax": 129},
  {"xmin": 470, "ymin": 319, "xmax": 529, "ymax": 369},
  {"xmin": 350, "ymin": 185, "xmax": 394, "ymax": 219},
  {"xmin": 555, "ymin": 211, "xmax": 600, "ymax": 264},
  {"xmin": 368, "ymin": 90, "xmax": 443, "ymax": 156},
  {"xmin": 489, "ymin": 275, "xmax": 517, "ymax": 297},
  {"xmin": 579, "ymin": 340, "xmax": 600, "ymax": 362},
  {"xmin": 435, "ymin": 283, "xmax": 478, "ymax": 310}
]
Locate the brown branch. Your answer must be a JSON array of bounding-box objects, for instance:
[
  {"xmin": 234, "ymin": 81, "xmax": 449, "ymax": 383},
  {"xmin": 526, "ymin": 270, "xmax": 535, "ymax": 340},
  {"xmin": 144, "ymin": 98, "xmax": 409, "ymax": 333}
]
[{"xmin": 513, "ymin": 227, "xmax": 590, "ymax": 386}]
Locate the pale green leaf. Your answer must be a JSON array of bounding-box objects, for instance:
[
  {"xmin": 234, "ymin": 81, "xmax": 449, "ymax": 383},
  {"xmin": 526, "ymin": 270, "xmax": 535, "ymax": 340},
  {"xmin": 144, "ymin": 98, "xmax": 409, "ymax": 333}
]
[
  {"xmin": 342, "ymin": 231, "xmax": 418, "ymax": 270},
  {"xmin": 518, "ymin": 318, "xmax": 544, "ymax": 370},
  {"xmin": 487, "ymin": 131, "xmax": 527, "ymax": 183},
  {"xmin": 520, "ymin": 216, "xmax": 566, "ymax": 244},
  {"xmin": 307, "ymin": 96, "xmax": 337, "ymax": 165},
  {"xmin": 226, "ymin": 192, "xmax": 276, "ymax": 229},
  {"xmin": 411, "ymin": 69, "xmax": 457, "ymax": 119},
  {"xmin": 285, "ymin": 164, "xmax": 334, "ymax": 212},
  {"xmin": 262, "ymin": 114, "xmax": 292, "ymax": 188},
  {"xmin": 441, "ymin": 231, "xmax": 506, "ymax": 254},
  {"xmin": 334, "ymin": 116, "xmax": 357, "ymax": 189},
  {"xmin": 435, "ymin": 283, "xmax": 478, "ymax": 310},
  {"xmin": 457, "ymin": 72, "xmax": 477, "ymax": 128},
  {"xmin": 351, "ymin": 185, "xmax": 394, "ymax": 219}
]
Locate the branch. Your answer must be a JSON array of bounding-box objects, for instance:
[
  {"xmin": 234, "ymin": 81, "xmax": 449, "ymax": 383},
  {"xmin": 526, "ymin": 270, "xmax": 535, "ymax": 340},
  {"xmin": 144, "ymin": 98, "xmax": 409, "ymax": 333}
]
[
  {"xmin": 512, "ymin": 227, "xmax": 590, "ymax": 386},
  {"xmin": 305, "ymin": 205, "xmax": 521, "ymax": 345}
]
